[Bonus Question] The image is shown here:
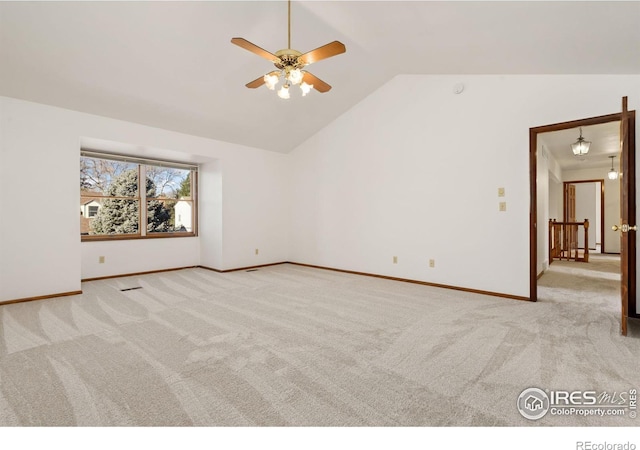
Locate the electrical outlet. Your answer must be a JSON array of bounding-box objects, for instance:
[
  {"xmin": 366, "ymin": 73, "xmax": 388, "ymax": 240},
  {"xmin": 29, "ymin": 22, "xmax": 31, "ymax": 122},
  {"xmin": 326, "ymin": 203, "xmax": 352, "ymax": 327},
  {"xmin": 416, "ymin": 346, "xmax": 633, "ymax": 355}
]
[
  {"xmin": 255, "ymin": 248, "xmax": 259, "ymax": 255},
  {"xmin": 499, "ymin": 202, "xmax": 507, "ymax": 212},
  {"xmin": 393, "ymin": 256, "xmax": 398, "ymax": 264},
  {"xmin": 429, "ymin": 259, "xmax": 435, "ymax": 268},
  {"xmin": 99, "ymin": 256, "xmax": 105, "ymax": 264}
]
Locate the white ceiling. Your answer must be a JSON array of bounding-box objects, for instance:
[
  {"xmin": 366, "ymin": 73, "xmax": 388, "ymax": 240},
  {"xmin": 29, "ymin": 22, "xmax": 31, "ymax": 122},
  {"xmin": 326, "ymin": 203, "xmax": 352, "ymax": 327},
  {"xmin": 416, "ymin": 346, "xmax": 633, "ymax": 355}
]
[
  {"xmin": 1, "ymin": 1, "xmax": 639, "ymax": 153},
  {"xmin": 539, "ymin": 121, "xmax": 621, "ymax": 171}
]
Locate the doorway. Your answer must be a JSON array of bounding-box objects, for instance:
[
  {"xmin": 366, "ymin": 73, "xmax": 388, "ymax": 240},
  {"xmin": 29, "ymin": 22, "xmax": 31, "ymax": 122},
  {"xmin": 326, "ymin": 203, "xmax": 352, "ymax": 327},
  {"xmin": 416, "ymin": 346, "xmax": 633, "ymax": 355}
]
[
  {"xmin": 563, "ymin": 180, "xmax": 605, "ymax": 254},
  {"xmin": 529, "ymin": 104, "xmax": 637, "ymax": 334}
]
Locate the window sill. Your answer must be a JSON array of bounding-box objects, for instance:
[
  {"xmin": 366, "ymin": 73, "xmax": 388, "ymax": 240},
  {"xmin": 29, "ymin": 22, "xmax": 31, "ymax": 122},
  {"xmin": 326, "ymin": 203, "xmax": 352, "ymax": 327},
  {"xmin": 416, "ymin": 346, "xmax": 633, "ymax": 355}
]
[{"xmin": 81, "ymin": 232, "xmax": 197, "ymax": 242}]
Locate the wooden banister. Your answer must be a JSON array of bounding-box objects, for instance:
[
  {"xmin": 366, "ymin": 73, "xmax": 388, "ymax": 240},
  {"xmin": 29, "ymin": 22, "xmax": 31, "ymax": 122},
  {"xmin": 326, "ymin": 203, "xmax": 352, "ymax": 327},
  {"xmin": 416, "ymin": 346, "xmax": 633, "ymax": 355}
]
[{"xmin": 549, "ymin": 219, "xmax": 590, "ymax": 264}]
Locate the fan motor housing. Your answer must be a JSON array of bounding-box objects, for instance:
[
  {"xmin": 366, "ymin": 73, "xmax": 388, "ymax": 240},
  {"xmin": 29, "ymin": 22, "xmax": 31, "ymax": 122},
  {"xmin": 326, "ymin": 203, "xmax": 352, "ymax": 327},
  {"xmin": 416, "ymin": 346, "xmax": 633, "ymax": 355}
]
[{"xmin": 274, "ymin": 49, "xmax": 303, "ymax": 69}]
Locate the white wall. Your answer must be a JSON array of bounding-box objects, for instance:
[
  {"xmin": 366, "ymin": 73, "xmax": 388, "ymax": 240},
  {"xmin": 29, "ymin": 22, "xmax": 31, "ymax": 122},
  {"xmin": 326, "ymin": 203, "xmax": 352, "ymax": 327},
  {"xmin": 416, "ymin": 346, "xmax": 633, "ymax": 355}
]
[
  {"xmin": 537, "ymin": 143, "xmax": 550, "ymax": 275},
  {"xmin": 199, "ymin": 160, "xmax": 223, "ymax": 270},
  {"xmin": 289, "ymin": 75, "xmax": 640, "ymax": 298},
  {"xmin": 574, "ymin": 182, "xmax": 597, "ymax": 249},
  {"xmin": 595, "ymin": 183, "xmax": 602, "ymax": 246},
  {"xmin": 564, "ymin": 167, "xmax": 620, "ymax": 254},
  {"xmin": 537, "ymin": 144, "xmax": 564, "ymax": 273},
  {"xmin": 220, "ymin": 151, "xmax": 291, "ymax": 270},
  {"xmin": 537, "ymin": 140, "xmax": 564, "ymax": 273},
  {"xmin": 0, "ymin": 96, "xmax": 290, "ymax": 301},
  {"xmin": 549, "ymin": 176, "xmax": 563, "ymax": 223},
  {"xmin": 81, "ymin": 238, "xmax": 200, "ymax": 280},
  {"xmin": 2, "ymin": 74, "xmax": 639, "ymax": 308}
]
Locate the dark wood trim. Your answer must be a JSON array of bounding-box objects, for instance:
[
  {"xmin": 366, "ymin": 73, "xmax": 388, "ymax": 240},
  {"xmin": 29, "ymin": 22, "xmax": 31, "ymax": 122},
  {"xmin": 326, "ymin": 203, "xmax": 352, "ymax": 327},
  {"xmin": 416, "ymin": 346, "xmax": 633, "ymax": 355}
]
[
  {"xmin": 0, "ymin": 290, "xmax": 82, "ymax": 306},
  {"xmin": 178, "ymin": 261, "xmax": 531, "ymax": 301},
  {"xmin": 531, "ymin": 110, "xmax": 636, "ymax": 310},
  {"xmin": 530, "ymin": 128, "xmax": 538, "ymax": 301},
  {"xmin": 562, "ymin": 182, "xmax": 567, "ymax": 222},
  {"xmin": 82, "ymin": 233, "xmax": 197, "ymax": 242},
  {"xmin": 81, "ymin": 266, "xmax": 198, "ymax": 282},
  {"xmin": 620, "ymin": 99, "xmax": 630, "ymax": 336},
  {"xmin": 192, "ymin": 169, "xmax": 199, "ymax": 237},
  {"xmin": 530, "ymin": 112, "xmax": 624, "ymax": 133},
  {"xmin": 627, "ymin": 111, "xmax": 637, "ymax": 320},
  {"xmin": 4, "ymin": 259, "xmax": 533, "ymax": 307},
  {"xmin": 289, "ymin": 262, "xmax": 531, "ymax": 302},
  {"xmin": 198, "ymin": 262, "xmax": 287, "ymax": 273},
  {"xmin": 552, "ymin": 221, "xmax": 593, "ymax": 226},
  {"xmin": 81, "ymin": 194, "xmax": 140, "ymax": 200},
  {"xmin": 142, "ymin": 233, "xmax": 197, "ymax": 240},
  {"xmin": 537, "ymin": 271, "xmax": 545, "ymax": 280},
  {"xmin": 82, "ymin": 233, "xmax": 142, "ymax": 241},
  {"xmin": 564, "ymin": 178, "xmax": 608, "ymax": 184}
]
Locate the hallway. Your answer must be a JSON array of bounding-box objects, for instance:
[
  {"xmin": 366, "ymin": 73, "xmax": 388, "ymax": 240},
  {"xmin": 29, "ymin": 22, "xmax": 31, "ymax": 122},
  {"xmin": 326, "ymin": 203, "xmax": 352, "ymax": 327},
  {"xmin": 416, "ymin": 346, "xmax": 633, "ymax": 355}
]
[{"xmin": 538, "ymin": 253, "xmax": 639, "ymax": 336}]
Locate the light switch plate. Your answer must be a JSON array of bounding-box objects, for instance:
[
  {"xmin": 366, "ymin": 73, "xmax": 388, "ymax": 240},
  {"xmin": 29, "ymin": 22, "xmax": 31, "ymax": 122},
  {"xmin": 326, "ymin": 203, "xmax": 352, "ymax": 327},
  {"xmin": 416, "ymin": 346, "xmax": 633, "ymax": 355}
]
[
  {"xmin": 498, "ymin": 187, "xmax": 505, "ymax": 197},
  {"xmin": 499, "ymin": 202, "xmax": 507, "ymax": 212}
]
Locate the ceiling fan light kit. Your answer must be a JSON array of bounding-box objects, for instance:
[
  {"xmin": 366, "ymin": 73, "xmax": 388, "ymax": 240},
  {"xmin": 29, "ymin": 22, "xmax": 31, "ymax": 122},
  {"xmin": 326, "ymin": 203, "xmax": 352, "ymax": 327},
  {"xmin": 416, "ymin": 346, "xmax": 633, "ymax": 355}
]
[{"xmin": 231, "ymin": 0, "xmax": 346, "ymax": 99}]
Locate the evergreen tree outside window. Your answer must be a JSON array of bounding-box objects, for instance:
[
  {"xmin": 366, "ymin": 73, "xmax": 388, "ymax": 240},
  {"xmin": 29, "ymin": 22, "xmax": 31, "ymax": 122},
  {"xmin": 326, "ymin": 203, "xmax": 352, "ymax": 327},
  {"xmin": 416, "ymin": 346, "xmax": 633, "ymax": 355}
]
[{"xmin": 80, "ymin": 152, "xmax": 197, "ymax": 240}]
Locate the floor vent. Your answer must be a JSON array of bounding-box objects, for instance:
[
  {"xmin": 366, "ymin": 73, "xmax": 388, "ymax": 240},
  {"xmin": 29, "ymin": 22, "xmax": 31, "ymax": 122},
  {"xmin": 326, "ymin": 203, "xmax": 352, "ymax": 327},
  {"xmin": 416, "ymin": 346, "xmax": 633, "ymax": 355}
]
[
  {"xmin": 246, "ymin": 269, "xmax": 259, "ymax": 272},
  {"xmin": 120, "ymin": 286, "xmax": 143, "ymax": 292}
]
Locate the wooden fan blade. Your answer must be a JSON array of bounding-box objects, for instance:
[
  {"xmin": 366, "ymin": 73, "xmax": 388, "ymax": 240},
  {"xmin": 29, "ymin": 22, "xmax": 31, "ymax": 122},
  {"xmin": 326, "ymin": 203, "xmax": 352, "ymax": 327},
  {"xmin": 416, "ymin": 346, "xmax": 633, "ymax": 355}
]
[
  {"xmin": 231, "ymin": 37, "xmax": 281, "ymax": 63},
  {"xmin": 302, "ymin": 71, "xmax": 331, "ymax": 93},
  {"xmin": 297, "ymin": 41, "xmax": 346, "ymax": 66},
  {"xmin": 245, "ymin": 71, "xmax": 279, "ymax": 89},
  {"xmin": 245, "ymin": 76, "xmax": 266, "ymax": 89}
]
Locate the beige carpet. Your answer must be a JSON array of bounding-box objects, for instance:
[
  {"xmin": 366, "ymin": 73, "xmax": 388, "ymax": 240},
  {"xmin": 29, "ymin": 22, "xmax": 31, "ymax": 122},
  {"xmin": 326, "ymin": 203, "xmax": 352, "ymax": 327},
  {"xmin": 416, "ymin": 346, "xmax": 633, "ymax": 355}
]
[{"xmin": 0, "ymin": 260, "xmax": 638, "ymax": 426}]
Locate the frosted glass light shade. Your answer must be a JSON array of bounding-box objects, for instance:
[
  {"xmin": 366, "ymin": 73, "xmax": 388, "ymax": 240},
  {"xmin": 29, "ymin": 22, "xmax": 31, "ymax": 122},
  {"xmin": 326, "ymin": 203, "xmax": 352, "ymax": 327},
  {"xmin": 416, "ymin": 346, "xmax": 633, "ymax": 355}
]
[
  {"xmin": 287, "ymin": 68, "xmax": 303, "ymax": 85},
  {"xmin": 608, "ymin": 169, "xmax": 619, "ymax": 180},
  {"xmin": 264, "ymin": 73, "xmax": 279, "ymax": 90},
  {"xmin": 277, "ymin": 84, "xmax": 290, "ymax": 99},
  {"xmin": 571, "ymin": 139, "xmax": 590, "ymax": 156},
  {"xmin": 300, "ymin": 81, "xmax": 313, "ymax": 96},
  {"xmin": 571, "ymin": 128, "xmax": 590, "ymax": 156}
]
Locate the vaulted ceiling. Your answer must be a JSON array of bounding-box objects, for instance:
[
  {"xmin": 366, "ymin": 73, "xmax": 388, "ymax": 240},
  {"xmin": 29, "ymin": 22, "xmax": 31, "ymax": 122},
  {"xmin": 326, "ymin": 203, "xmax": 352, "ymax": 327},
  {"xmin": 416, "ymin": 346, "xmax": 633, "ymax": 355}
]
[{"xmin": 1, "ymin": 1, "xmax": 639, "ymax": 153}]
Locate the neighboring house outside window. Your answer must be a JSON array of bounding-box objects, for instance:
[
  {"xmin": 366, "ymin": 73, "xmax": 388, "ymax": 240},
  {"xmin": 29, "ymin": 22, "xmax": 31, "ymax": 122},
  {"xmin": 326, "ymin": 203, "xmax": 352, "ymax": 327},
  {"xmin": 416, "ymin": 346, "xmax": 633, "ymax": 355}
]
[
  {"xmin": 80, "ymin": 151, "xmax": 198, "ymax": 240},
  {"xmin": 80, "ymin": 199, "xmax": 103, "ymax": 235},
  {"xmin": 174, "ymin": 200, "xmax": 193, "ymax": 232}
]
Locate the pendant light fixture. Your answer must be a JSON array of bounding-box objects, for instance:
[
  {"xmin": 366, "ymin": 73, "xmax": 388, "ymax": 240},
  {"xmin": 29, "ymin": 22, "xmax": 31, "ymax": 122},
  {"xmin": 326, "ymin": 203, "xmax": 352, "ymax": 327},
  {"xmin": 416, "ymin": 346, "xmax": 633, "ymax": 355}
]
[
  {"xmin": 571, "ymin": 127, "xmax": 591, "ymax": 156},
  {"xmin": 608, "ymin": 155, "xmax": 619, "ymax": 180}
]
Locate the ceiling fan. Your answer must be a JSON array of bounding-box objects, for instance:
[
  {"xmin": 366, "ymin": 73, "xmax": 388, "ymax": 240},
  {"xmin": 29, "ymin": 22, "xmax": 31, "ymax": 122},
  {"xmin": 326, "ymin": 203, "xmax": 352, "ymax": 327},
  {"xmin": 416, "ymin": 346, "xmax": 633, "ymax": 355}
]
[{"xmin": 231, "ymin": 0, "xmax": 346, "ymax": 99}]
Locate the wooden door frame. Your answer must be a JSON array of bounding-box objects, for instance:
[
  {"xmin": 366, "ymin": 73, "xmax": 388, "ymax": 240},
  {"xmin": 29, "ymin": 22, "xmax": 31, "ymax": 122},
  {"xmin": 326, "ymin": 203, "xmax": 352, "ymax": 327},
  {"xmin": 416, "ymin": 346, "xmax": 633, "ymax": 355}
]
[
  {"xmin": 530, "ymin": 111, "xmax": 636, "ymax": 319},
  {"xmin": 562, "ymin": 179, "xmax": 606, "ymax": 252}
]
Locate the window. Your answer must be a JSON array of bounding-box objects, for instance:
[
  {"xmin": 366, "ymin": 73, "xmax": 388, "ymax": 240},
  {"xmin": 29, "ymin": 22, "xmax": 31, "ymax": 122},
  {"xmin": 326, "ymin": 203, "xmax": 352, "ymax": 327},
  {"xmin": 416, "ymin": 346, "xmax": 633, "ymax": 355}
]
[{"xmin": 80, "ymin": 151, "xmax": 198, "ymax": 240}]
